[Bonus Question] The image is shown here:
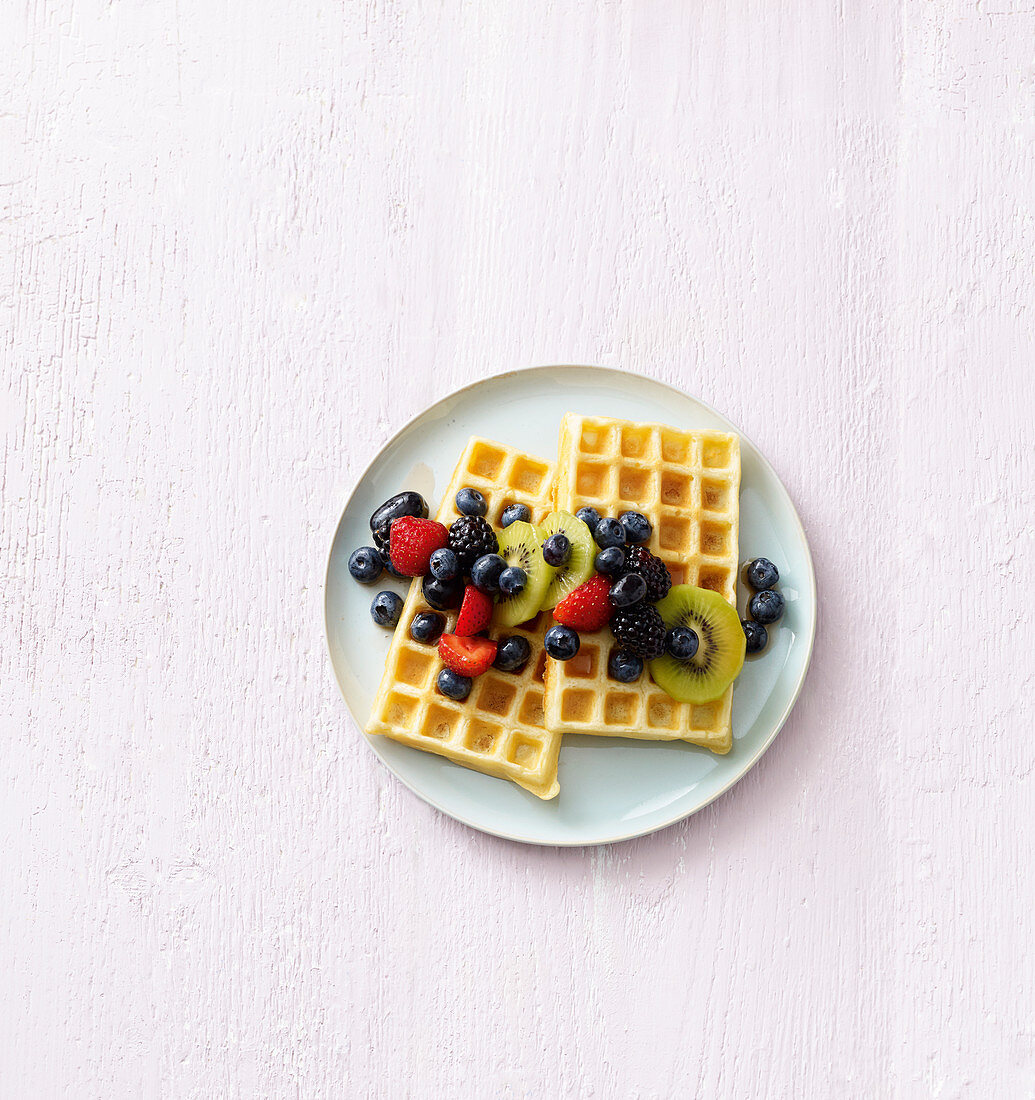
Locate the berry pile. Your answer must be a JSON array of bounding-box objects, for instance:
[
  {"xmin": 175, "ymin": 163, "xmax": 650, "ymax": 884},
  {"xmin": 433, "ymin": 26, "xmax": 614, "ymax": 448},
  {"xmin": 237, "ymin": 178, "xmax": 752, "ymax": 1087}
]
[
  {"xmin": 546, "ymin": 508, "xmax": 677, "ymax": 679},
  {"xmin": 740, "ymin": 557, "xmax": 785, "ymax": 654},
  {"xmin": 349, "ymin": 486, "xmax": 537, "ymax": 702},
  {"xmin": 351, "ymin": 483, "xmax": 758, "ymax": 705}
]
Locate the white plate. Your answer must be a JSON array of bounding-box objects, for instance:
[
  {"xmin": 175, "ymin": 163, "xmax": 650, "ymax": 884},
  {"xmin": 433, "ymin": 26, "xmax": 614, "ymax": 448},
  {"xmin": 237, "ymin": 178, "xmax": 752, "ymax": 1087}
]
[{"xmin": 325, "ymin": 366, "xmax": 816, "ymax": 846}]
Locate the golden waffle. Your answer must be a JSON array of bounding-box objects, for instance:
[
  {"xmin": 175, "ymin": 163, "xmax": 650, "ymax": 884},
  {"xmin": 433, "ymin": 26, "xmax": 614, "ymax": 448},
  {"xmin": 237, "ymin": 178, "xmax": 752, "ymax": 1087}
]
[
  {"xmin": 544, "ymin": 414, "xmax": 741, "ymax": 753},
  {"xmin": 366, "ymin": 438, "xmax": 560, "ymax": 799}
]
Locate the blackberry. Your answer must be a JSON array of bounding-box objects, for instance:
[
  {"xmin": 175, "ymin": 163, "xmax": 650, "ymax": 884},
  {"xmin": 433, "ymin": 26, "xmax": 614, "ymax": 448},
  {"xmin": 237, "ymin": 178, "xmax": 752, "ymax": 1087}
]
[
  {"xmin": 622, "ymin": 546, "xmax": 672, "ymax": 602},
  {"xmin": 609, "ymin": 604, "xmax": 665, "ymax": 659},
  {"xmin": 447, "ymin": 515, "xmax": 498, "ymax": 574}
]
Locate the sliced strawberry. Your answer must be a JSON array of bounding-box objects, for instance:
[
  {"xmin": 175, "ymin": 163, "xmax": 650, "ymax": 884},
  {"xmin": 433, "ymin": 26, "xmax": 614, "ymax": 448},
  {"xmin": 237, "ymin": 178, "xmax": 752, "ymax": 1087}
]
[
  {"xmin": 438, "ymin": 633, "xmax": 497, "ymax": 677},
  {"xmin": 553, "ymin": 574, "xmax": 612, "ymax": 631},
  {"xmin": 389, "ymin": 516, "xmax": 449, "ymax": 576},
  {"xmin": 454, "ymin": 585, "xmax": 493, "ymax": 637}
]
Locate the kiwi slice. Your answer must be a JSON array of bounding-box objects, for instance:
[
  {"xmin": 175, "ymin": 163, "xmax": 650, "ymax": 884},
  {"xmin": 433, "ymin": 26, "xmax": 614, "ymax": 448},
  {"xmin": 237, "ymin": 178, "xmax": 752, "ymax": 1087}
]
[
  {"xmin": 494, "ymin": 521, "xmax": 557, "ymax": 628},
  {"xmin": 536, "ymin": 511, "xmax": 595, "ymax": 610},
  {"xmin": 649, "ymin": 585, "xmax": 746, "ymax": 704}
]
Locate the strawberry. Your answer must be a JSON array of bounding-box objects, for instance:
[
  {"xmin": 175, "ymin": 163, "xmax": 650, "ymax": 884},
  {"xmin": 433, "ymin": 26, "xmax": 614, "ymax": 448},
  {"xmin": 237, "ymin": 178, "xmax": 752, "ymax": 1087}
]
[
  {"xmin": 553, "ymin": 574, "xmax": 612, "ymax": 631},
  {"xmin": 438, "ymin": 633, "xmax": 497, "ymax": 677},
  {"xmin": 389, "ymin": 516, "xmax": 449, "ymax": 576},
  {"xmin": 454, "ymin": 585, "xmax": 493, "ymax": 637}
]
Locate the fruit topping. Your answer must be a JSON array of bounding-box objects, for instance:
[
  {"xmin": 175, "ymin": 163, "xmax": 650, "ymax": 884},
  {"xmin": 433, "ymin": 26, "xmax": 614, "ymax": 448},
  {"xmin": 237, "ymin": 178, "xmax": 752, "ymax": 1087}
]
[
  {"xmin": 665, "ymin": 625, "xmax": 700, "ymax": 660},
  {"xmin": 649, "ymin": 585, "xmax": 746, "ymax": 704},
  {"xmin": 537, "ymin": 510, "xmax": 594, "ymax": 610},
  {"xmin": 348, "ymin": 546, "xmax": 382, "ymax": 584},
  {"xmin": 499, "ymin": 566, "xmax": 527, "ymax": 596},
  {"xmin": 422, "ymin": 573, "xmax": 463, "ymax": 611},
  {"xmin": 454, "ymin": 585, "xmax": 494, "ymax": 636},
  {"xmin": 493, "ymin": 635, "xmax": 532, "ymax": 673},
  {"xmin": 618, "ymin": 511, "xmax": 652, "ymax": 545},
  {"xmin": 437, "ymin": 668, "xmax": 473, "ymax": 701},
  {"xmin": 369, "ymin": 491, "xmax": 428, "ymax": 537},
  {"xmin": 455, "ymin": 487, "xmax": 487, "ymax": 517},
  {"xmin": 495, "ymin": 521, "xmax": 554, "ymax": 628},
  {"xmin": 542, "ymin": 533, "xmax": 571, "ymax": 567},
  {"xmin": 594, "ymin": 546, "xmax": 625, "ymax": 577},
  {"xmin": 576, "ymin": 506, "xmax": 601, "ymax": 533},
  {"xmin": 742, "ymin": 619, "xmax": 768, "ymax": 654},
  {"xmin": 593, "ymin": 517, "xmax": 626, "ymax": 549},
  {"xmin": 608, "ymin": 573, "xmax": 647, "ymax": 609},
  {"xmin": 470, "ymin": 552, "xmax": 506, "ymax": 594},
  {"xmin": 389, "ymin": 516, "xmax": 449, "ymax": 576},
  {"xmin": 448, "ymin": 516, "xmax": 499, "ymax": 574},
  {"xmin": 429, "ymin": 547, "xmax": 459, "ymax": 582},
  {"xmin": 607, "ymin": 648, "xmax": 644, "ymax": 683},
  {"xmin": 500, "ymin": 503, "xmax": 532, "ymax": 527},
  {"xmin": 410, "ymin": 612, "xmax": 445, "ymax": 644},
  {"xmin": 438, "ymin": 633, "xmax": 497, "ymax": 677},
  {"xmin": 609, "ymin": 604, "xmax": 665, "ymax": 659},
  {"xmin": 553, "ymin": 574, "xmax": 612, "ymax": 632},
  {"xmin": 544, "ymin": 624, "xmax": 580, "ymax": 660},
  {"xmin": 748, "ymin": 589, "xmax": 784, "ymax": 625},
  {"xmin": 370, "ymin": 590, "xmax": 404, "ymax": 628},
  {"xmin": 621, "ymin": 545, "xmax": 672, "ymax": 601},
  {"xmin": 744, "ymin": 557, "xmax": 779, "ymax": 591}
]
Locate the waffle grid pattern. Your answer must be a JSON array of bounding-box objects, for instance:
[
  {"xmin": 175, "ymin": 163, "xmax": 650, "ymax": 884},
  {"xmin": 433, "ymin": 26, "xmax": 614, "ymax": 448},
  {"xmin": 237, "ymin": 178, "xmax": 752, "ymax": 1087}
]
[
  {"xmin": 366, "ymin": 438, "xmax": 561, "ymax": 799},
  {"xmin": 544, "ymin": 414, "xmax": 741, "ymax": 752}
]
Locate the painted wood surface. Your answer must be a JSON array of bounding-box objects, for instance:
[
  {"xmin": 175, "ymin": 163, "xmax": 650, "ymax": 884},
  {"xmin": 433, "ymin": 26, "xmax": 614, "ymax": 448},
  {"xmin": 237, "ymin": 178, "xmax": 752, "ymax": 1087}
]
[{"xmin": 2, "ymin": 1, "xmax": 1033, "ymax": 1096}]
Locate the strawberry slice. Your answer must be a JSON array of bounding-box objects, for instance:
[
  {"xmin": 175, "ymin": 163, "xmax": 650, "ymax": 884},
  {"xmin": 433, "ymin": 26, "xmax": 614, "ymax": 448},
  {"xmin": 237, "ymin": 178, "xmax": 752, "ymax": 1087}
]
[
  {"xmin": 553, "ymin": 574, "xmax": 612, "ymax": 631},
  {"xmin": 438, "ymin": 633, "xmax": 497, "ymax": 677},
  {"xmin": 454, "ymin": 585, "xmax": 493, "ymax": 637},
  {"xmin": 389, "ymin": 516, "xmax": 449, "ymax": 576}
]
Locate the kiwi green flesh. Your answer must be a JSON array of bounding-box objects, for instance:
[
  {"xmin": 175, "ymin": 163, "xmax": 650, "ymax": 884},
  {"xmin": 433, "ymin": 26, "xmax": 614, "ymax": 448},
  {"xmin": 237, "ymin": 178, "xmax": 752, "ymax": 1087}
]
[
  {"xmin": 494, "ymin": 521, "xmax": 557, "ymax": 628},
  {"xmin": 536, "ymin": 511, "xmax": 595, "ymax": 610},
  {"xmin": 648, "ymin": 585, "xmax": 746, "ymax": 704}
]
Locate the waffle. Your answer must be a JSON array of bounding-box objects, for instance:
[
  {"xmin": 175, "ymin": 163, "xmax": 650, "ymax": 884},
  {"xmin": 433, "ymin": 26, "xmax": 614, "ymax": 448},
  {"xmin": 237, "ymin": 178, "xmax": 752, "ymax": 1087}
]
[
  {"xmin": 544, "ymin": 414, "xmax": 741, "ymax": 753},
  {"xmin": 366, "ymin": 438, "xmax": 561, "ymax": 799}
]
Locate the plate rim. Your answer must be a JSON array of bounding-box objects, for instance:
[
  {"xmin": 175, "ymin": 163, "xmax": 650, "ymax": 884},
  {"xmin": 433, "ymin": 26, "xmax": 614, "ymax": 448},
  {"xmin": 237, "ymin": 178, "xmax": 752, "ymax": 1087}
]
[{"xmin": 324, "ymin": 364, "xmax": 818, "ymax": 846}]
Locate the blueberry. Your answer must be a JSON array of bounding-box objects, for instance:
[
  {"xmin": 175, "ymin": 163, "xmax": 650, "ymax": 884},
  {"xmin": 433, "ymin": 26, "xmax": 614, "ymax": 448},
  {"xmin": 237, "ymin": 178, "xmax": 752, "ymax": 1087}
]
[
  {"xmin": 494, "ymin": 635, "xmax": 531, "ymax": 672},
  {"xmin": 429, "ymin": 547, "xmax": 459, "ymax": 582},
  {"xmin": 501, "ymin": 503, "xmax": 531, "ymax": 527},
  {"xmin": 594, "ymin": 517, "xmax": 626, "ymax": 549},
  {"xmin": 499, "ymin": 566, "xmax": 527, "ymax": 596},
  {"xmin": 437, "ymin": 668, "xmax": 472, "ymax": 701},
  {"xmin": 544, "ymin": 624, "xmax": 580, "ymax": 661},
  {"xmin": 619, "ymin": 511, "xmax": 652, "ymax": 545},
  {"xmin": 609, "ymin": 573, "xmax": 647, "ymax": 608},
  {"xmin": 348, "ymin": 546, "xmax": 382, "ymax": 584},
  {"xmin": 542, "ymin": 533, "xmax": 571, "ymax": 568},
  {"xmin": 410, "ymin": 611, "xmax": 445, "ymax": 644},
  {"xmin": 422, "ymin": 574, "xmax": 463, "ymax": 611},
  {"xmin": 377, "ymin": 545, "xmax": 406, "ymax": 579},
  {"xmin": 608, "ymin": 648, "xmax": 643, "ymax": 682},
  {"xmin": 576, "ymin": 506, "xmax": 601, "ymax": 533},
  {"xmin": 594, "ymin": 546, "xmax": 625, "ymax": 577},
  {"xmin": 470, "ymin": 553, "xmax": 506, "ymax": 594},
  {"xmin": 369, "ymin": 491, "xmax": 428, "ymax": 535},
  {"xmin": 744, "ymin": 557, "xmax": 780, "ymax": 591},
  {"xmin": 742, "ymin": 619, "xmax": 768, "ymax": 654},
  {"xmin": 749, "ymin": 589, "xmax": 784, "ymax": 625},
  {"xmin": 370, "ymin": 590, "xmax": 403, "ymax": 628},
  {"xmin": 665, "ymin": 625, "xmax": 699, "ymax": 660},
  {"xmin": 455, "ymin": 487, "xmax": 487, "ymax": 518}
]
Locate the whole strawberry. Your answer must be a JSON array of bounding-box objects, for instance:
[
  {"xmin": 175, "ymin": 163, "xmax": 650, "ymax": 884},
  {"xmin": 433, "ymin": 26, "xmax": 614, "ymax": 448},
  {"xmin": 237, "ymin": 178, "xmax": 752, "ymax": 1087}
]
[
  {"xmin": 389, "ymin": 516, "xmax": 449, "ymax": 576},
  {"xmin": 553, "ymin": 574, "xmax": 612, "ymax": 632}
]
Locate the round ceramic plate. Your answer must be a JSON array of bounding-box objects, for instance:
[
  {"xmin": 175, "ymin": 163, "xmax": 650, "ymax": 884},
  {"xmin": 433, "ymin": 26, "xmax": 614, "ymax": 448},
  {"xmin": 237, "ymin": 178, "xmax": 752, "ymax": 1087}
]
[{"xmin": 325, "ymin": 366, "xmax": 816, "ymax": 845}]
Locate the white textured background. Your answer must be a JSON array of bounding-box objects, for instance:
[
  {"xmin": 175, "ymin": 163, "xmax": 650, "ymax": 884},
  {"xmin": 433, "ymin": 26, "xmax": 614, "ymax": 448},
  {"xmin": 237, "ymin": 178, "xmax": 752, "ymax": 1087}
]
[{"xmin": 2, "ymin": 1, "xmax": 1033, "ymax": 1097}]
